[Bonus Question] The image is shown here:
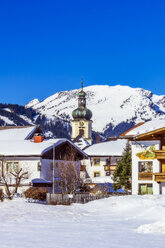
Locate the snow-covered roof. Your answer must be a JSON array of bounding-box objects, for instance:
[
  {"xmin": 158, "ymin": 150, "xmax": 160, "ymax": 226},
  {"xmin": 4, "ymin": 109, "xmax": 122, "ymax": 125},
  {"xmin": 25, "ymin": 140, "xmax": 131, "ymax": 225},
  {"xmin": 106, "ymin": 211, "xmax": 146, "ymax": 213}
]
[
  {"xmin": 0, "ymin": 126, "xmax": 37, "ymax": 140},
  {"xmin": 125, "ymin": 119, "xmax": 165, "ymax": 137},
  {"xmin": 0, "ymin": 139, "xmax": 61, "ymax": 156},
  {"xmin": 84, "ymin": 139, "xmax": 127, "ymax": 156},
  {"xmin": 32, "ymin": 178, "xmax": 52, "ymax": 184},
  {"xmin": 74, "ymin": 137, "xmax": 90, "ymax": 150},
  {"xmin": 0, "ymin": 139, "xmax": 88, "ymax": 157}
]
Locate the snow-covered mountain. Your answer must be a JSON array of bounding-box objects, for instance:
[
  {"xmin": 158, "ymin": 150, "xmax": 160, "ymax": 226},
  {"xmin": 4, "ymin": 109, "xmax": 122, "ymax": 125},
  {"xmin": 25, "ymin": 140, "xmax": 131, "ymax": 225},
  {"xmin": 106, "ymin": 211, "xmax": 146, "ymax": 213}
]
[
  {"xmin": 25, "ymin": 85, "xmax": 165, "ymax": 137},
  {"xmin": 1, "ymin": 85, "xmax": 165, "ymax": 140},
  {"xmin": 0, "ymin": 103, "xmax": 71, "ymax": 139}
]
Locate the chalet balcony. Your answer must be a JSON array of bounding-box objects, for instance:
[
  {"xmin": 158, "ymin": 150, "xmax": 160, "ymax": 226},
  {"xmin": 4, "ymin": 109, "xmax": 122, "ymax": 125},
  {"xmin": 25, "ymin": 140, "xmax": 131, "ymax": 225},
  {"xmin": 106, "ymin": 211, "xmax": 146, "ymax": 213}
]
[
  {"xmin": 138, "ymin": 172, "xmax": 153, "ymax": 181},
  {"xmin": 104, "ymin": 165, "xmax": 116, "ymax": 171},
  {"xmin": 110, "ymin": 165, "xmax": 116, "ymax": 171},
  {"xmin": 153, "ymin": 173, "xmax": 165, "ymax": 182},
  {"xmin": 155, "ymin": 150, "xmax": 165, "ymax": 160},
  {"xmin": 104, "ymin": 165, "xmax": 110, "ymax": 171}
]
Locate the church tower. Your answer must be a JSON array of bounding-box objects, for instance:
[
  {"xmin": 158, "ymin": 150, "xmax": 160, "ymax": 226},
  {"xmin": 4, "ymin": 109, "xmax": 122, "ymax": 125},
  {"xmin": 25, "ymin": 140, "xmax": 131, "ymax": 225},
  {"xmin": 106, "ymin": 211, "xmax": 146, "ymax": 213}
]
[{"xmin": 72, "ymin": 81, "xmax": 93, "ymax": 145}]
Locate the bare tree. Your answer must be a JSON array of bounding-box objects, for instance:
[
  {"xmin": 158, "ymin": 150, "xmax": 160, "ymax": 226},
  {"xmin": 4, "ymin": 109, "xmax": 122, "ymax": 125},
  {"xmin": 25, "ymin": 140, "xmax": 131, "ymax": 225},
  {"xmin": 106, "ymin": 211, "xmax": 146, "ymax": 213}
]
[
  {"xmin": 56, "ymin": 162, "xmax": 81, "ymax": 194},
  {"xmin": 0, "ymin": 165, "xmax": 30, "ymax": 199},
  {"xmin": 54, "ymin": 146, "xmax": 82, "ymax": 194}
]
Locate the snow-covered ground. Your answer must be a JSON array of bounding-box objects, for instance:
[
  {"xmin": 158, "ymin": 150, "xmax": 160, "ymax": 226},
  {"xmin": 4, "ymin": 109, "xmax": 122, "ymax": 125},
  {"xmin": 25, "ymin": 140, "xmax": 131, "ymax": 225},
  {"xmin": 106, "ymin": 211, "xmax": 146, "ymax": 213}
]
[{"xmin": 1, "ymin": 195, "xmax": 165, "ymax": 248}]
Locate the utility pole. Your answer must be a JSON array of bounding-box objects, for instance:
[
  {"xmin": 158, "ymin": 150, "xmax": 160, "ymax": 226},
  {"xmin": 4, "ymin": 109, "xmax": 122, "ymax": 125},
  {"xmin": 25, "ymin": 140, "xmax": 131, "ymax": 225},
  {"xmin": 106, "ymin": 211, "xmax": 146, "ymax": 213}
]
[{"xmin": 52, "ymin": 143, "xmax": 55, "ymax": 194}]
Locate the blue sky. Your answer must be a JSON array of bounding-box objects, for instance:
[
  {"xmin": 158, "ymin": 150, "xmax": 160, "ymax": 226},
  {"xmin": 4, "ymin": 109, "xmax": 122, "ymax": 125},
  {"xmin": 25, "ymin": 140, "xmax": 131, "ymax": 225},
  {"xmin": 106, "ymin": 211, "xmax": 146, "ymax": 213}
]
[{"xmin": 0, "ymin": 0, "xmax": 165, "ymax": 105}]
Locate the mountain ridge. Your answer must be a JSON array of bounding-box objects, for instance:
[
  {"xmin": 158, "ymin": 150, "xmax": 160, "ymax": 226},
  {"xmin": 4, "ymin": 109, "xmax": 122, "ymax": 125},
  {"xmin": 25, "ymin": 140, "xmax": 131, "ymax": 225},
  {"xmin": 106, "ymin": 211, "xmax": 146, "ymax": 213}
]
[
  {"xmin": 25, "ymin": 84, "xmax": 165, "ymax": 137},
  {"xmin": 1, "ymin": 84, "xmax": 165, "ymax": 140}
]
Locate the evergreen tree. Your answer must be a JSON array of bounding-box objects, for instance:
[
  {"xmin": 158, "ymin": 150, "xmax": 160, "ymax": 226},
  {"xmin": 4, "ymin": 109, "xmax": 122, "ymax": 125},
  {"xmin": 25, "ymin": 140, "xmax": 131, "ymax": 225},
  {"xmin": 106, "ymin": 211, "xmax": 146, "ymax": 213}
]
[{"xmin": 113, "ymin": 141, "xmax": 132, "ymax": 192}]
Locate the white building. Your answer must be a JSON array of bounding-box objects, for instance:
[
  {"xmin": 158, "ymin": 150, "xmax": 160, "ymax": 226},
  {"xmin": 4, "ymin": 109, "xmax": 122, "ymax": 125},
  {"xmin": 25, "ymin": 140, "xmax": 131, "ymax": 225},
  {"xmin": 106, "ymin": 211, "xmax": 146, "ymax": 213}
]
[
  {"xmin": 82, "ymin": 139, "xmax": 128, "ymax": 183},
  {"xmin": 120, "ymin": 119, "xmax": 165, "ymax": 195},
  {"xmin": 0, "ymin": 126, "xmax": 87, "ymax": 194}
]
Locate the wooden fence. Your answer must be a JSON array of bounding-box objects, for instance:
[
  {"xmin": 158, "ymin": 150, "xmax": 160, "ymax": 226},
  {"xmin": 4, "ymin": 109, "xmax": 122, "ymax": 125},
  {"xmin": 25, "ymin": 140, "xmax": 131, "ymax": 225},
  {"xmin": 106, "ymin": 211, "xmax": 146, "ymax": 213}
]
[{"xmin": 46, "ymin": 192, "xmax": 130, "ymax": 205}]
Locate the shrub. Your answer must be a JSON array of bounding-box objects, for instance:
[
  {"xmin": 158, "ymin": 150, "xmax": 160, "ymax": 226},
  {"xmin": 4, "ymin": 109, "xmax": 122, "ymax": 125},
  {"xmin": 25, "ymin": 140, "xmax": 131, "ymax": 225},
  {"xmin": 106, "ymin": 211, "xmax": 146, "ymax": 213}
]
[
  {"xmin": 79, "ymin": 184, "xmax": 91, "ymax": 193},
  {"xmin": 24, "ymin": 187, "xmax": 48, "ymax": 201}
]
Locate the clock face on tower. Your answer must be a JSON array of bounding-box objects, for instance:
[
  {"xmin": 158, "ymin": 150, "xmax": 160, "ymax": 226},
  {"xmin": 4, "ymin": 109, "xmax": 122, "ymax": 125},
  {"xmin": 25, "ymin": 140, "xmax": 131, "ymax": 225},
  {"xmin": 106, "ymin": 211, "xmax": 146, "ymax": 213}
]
[{"xmin": 79, "ymin": 121, "xmax": 84, "ymax": 127}]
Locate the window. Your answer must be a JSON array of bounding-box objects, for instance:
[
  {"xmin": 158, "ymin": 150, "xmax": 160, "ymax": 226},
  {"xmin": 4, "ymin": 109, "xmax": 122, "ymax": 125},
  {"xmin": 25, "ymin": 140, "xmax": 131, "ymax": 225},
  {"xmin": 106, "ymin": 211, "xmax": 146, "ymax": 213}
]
[
  {"xmin": 139, "ymin": 184, "xmax": 153, "ymax": 195},
  {"xmin": 6, "ymin": 161, "xmax": 19, "ymax": 172},
  {"xmin": 138, "ymin": 161, "xmax": 153, "ymax": 172},
  {"xmin": 37, "ymin": 162, "xmax": 41, "ymax": 171},
  {"xmin": 79, "ymin": 129, "xmax": 84, "ymax": 136},
  {"xmin": 111, "ymin": 157, "xmax": 121, "ymax": 165},
  {"xmin": 93, "ymin": 158, "xmax": 101, "ymax": 166},
  {"xmin": 106, "ymin": 171, "xmax": 110, "ymax": 176},
  {"xmin": 106, "ymin": 159, "xmax": 110, "ymax": 163},
  {"xmin": 94, "ymin": 172, "xmax": 101, "ymax": 177}
]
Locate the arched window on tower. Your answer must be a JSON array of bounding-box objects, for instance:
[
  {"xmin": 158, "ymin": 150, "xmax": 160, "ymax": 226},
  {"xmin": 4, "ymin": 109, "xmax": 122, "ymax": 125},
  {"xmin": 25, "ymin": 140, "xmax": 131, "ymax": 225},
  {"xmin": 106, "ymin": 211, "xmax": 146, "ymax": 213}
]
[{"xmin": 79, "ymin": 129, "xmax": 84, "ymax": 136}]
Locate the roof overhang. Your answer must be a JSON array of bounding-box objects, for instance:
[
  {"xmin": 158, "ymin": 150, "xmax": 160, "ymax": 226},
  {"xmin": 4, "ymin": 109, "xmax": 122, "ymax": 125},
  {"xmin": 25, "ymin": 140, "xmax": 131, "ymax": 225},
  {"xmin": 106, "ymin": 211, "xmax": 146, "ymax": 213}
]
[
  {"xmin": 120, "ymin": 127, "xmax": 165, "ymax": 141},
  {"xmin": 0, "ymin": 139, "xmax": 88, "ymax": 159},
  {"xmin": 25, "ymin": 125, "xmax": 42, "ymax": 140}
]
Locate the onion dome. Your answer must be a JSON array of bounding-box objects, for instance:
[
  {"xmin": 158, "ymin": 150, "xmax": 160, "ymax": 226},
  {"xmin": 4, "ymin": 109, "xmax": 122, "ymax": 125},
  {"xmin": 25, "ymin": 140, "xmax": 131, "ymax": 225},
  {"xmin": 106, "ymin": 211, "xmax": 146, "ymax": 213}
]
[
  {"xmin": 72, "ymin": 107, "xmax": 92, "ymax": 120},
  {"xmin": 78, "ymin": 90, "xmax": 86, "ymax": 97},
  {"xmin": 72, "ymin": 80, "xmax": 92, "ymax": 121}
]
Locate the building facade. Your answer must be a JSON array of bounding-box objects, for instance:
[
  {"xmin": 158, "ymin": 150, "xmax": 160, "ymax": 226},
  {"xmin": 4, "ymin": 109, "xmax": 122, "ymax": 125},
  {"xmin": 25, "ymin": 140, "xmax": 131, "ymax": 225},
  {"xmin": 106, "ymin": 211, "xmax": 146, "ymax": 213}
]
[
  {"xmin": 82, "ymin": 139, "xmax": 127, "ymax": 183},
  {"xmin": 0, "ymin": 126, "xmax": 87, "ymax": 194},
  {"xmin": 131, "ymin": 140, "xmax": 160, "ymax": 195},
  {"xmin": 121, "ymin": 119, "xmax": 165, "ymax": 195}
]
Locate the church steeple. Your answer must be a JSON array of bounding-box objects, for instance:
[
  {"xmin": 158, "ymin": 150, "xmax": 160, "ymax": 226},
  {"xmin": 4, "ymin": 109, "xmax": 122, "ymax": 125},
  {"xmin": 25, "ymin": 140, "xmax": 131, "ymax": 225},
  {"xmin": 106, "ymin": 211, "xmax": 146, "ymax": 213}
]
[
  {"xmin": 78, "ymin": 80, "xmax": 86, "ymax": 108},
  {"xmin": 72, "ymin": 81, "xmax": 92, "ymax": 120},
  {"xmin": 71, "ymin": 81, "xmax": 93, "ymax": 145}
]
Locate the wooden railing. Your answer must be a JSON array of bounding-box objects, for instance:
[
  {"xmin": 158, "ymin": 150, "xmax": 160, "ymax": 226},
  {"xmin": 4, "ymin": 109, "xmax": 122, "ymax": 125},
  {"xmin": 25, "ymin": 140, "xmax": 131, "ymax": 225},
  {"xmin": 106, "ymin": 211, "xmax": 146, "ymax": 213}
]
[
  {"xmin": 138, "ymin": 172, "xmax": 153, "ymax": 181},
  {"xmin": 104, "ymin": 165, "xmax": 116, "ymax": 171},
  {"xmin": 153, "ymin": 173, "xmax": 165, "ymax": 182},
  {"xmin": 104, "ymin": 165, "xmax": 110, "ymax": 171},
  {"xmin": 155, "ymin": 150, "xmax": 165, "ymax": 160}
]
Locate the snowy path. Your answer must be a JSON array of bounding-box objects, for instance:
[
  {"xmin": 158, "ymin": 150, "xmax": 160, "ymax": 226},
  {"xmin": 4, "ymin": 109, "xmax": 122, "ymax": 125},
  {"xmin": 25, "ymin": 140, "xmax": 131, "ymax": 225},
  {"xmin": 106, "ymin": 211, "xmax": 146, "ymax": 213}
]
[{"xmin": 1, "ymin": 195, "xmax": 165, "ymax": 248}]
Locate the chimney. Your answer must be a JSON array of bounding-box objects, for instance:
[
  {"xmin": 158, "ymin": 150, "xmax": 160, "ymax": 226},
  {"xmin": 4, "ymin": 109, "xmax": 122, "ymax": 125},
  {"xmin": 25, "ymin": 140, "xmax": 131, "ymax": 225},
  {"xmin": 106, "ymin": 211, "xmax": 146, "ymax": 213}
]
[{"xmin": 34, "ymin": 134, "xmax": 45, "ymax": 143}]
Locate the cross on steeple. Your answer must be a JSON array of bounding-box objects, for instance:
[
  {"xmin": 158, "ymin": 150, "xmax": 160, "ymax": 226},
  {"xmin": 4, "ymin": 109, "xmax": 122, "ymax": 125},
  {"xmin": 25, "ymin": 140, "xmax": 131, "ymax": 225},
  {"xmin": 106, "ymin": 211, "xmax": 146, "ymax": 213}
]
[{"xmin": 81, "ymin": 78, "xmax": 83, "ymax": 90}]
